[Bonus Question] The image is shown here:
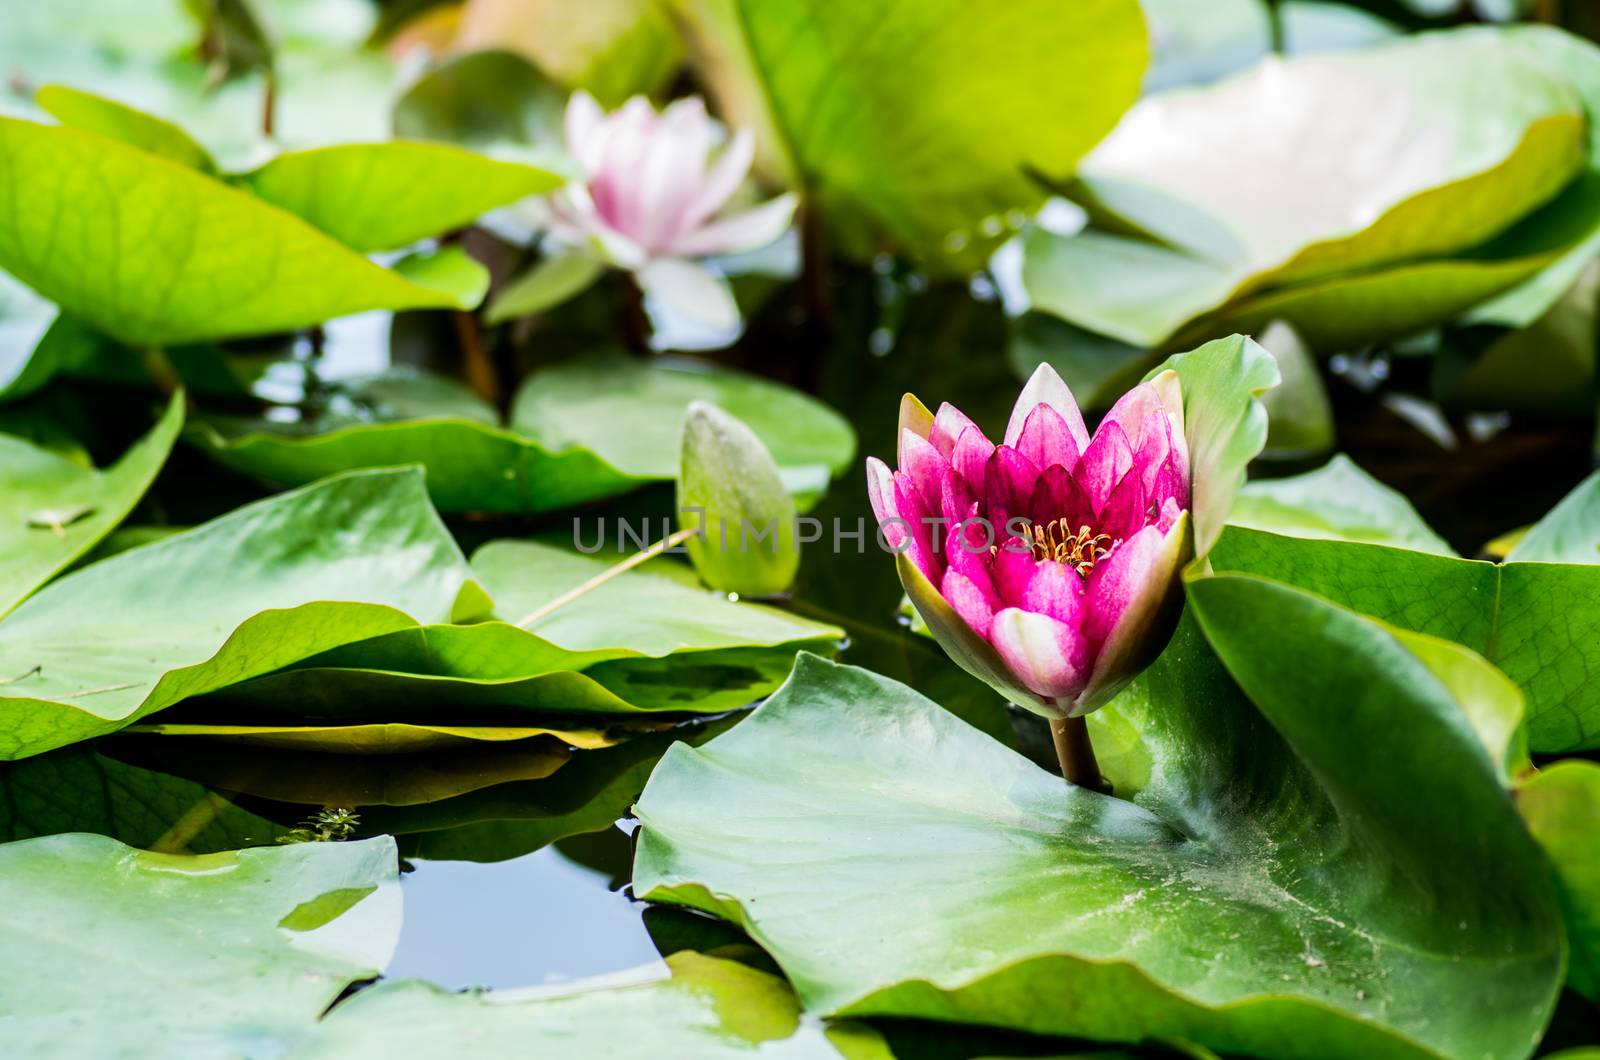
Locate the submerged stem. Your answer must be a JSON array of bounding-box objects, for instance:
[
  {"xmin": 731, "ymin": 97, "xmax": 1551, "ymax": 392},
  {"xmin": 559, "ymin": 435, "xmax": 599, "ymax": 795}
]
[
  {"xmin": 515, "ymin": 525, "xmax": 699, "ymax": 630},
  {"xmin": 1050, "ymin": 716, "xmax": 1110, "ymax": 794},
  {"xmin": 137, "ymin": 345, "xmax": 183, "ymax": 399}
]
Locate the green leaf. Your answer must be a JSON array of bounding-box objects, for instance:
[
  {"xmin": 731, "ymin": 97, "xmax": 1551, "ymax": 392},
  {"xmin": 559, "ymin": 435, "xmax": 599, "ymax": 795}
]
[
  {"xmin": 1143, "ymin": 334, "xmax": 1279, "ymax": 558},
  {"xmin": 304, "ymin": 953, "xmax": 885, "ymax": 1058},
  {"xmin": 113, "ymin": 732, "xmax": 575, "ymax": 807},
  {"xmin": 392, "ymin": 49, "xmax": 566, "ymax": 148},
  {"xmin": 1254, "ymin": 320, "xmax": 1334, "ymax": 459},
  {"xmin": 1229, "ymin": 455, "xmax": 1456, "ymax": 556},
  {"xmin": 372, "ymin": 722, "xmax": 734, "ymax": 863},
  {"xmin": 1517, "ymin": 760, "xmax": 1600, "ymax": 1001},
  {"xmin": 239, "ymin": 142, "xmax": 561, "ymax": 252},
  {"xmin": 1466, "ymin": 26, "xmax": 1600, "ymax": 330},
  {"xmin": 454, "ymin": 0, "xmax": 683, "ymax": 107},
  {"xmin": 0, "ymin": 744, "xmax": 287, "ymax": 850},
  {"xmin": 0, "ymin": 833, "xmax": 400, "ymax": 1056},
  {"xmin": 36, "ymin": 83, "xmax": 217, "ymax": 171},
  {"xmin": 635, "ymin": 625, "xmax": 1562, "ymax": 1060},
  {"xmin": 1210, "ymin": 526, "xmax": 1600, "ymax": 751},
  {"xmin": 123, "ymin": 720, "xmax": 624, "ymax": 753},
  {"xmin": 191, "ymin": 355, "xmax": 854, "ymax": 512},
  {"xmin": 0, "ymin": 117, "xmax": 481, "ymax": 345},
  {"xmin": 1079, "ymin": 28, "xmax": 1584, "ymax": 290},
  {"xmin": 486, "ymin": 246, "xmax": 606, "ymax": 323},
  {"xmin": 1508, "ymin": 469, "xmax": 1600, "ymax": 563},
  {"xmin": 671, "ymin": 0, "xmax": 1147, "ymax": 271},
  {"xmin": 513, "ymin": 353, "xmax": 857, "ymax": 502},
  {"xmin": 0, "ymin": 271, "xmax": 62, "ymax": 402},
  {"xmin": 0, "ymin": 392, "xmax": 183, "ymax": 617},
  {"xmin": 0, "ymin": 468, "xmax": 489, "ymax": 760},
  {"xmin": 678, "ymin": 401, "xmax": 798, "ymax": 597}
]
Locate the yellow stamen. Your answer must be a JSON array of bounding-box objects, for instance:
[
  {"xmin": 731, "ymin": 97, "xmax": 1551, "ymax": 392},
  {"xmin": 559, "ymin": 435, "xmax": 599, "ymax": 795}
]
[{"xmin": 1016, "ymin": 518, "xmax": 1113, "ymax": 575}]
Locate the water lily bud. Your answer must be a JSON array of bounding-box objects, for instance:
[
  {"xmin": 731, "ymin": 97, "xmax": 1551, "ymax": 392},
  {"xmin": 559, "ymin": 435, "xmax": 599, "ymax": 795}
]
[
  {"xmin": 866, "ymin": 362, "xmax": 1193, "ymax": 718},
  {"xmin": 678, "ymin": 400, "xmax": 799, "ymax": 597}
]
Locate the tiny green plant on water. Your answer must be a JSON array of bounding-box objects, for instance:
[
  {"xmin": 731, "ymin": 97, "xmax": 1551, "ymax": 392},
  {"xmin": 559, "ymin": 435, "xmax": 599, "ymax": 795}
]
[{"xmin": 276, "ymin": 808, "xmax": 361, "ymax": 844}]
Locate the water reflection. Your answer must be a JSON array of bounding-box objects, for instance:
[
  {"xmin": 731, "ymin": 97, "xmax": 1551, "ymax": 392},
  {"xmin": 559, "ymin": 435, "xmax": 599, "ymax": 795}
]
[{"xmin": 388, "ymin": 826, "xmax": 664, "ymax": 990}]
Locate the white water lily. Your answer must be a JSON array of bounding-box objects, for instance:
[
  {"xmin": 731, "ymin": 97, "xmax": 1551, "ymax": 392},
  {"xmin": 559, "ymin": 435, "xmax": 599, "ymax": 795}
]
[{"xmin": 545, "ymin": 91, "xmax": 797, "ymax": 335}]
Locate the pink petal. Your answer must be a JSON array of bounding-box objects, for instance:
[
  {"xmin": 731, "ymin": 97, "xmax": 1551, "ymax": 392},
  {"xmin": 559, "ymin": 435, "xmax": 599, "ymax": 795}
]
[
  {"xmin": 944, "ymin": 520, "xmax": 999, "ymax": 599},
  {"xmin": 1082, "ymin": 517, "xmax": 1188, "ymax": 705},
  {"xmin": 1027, "ymin": 464, "xmax": 1095, "ymax": 529},
  {"xmin": 1074, "ymin": 421, "xmax": 1133, "ymax": 513},
  {"xmin": 895, "ymin": 478, "xmax": 940, "ymax": 584},
  {"xmin": 590, "ymin": 97, "xmax": 658, "ymax": 234},
  {"xmin": 1022, "ymin": 561, "xmax": 1086, "ymax": 627},
  {"xmin": 635, "ymin": 97, "xmax": 716, "ymax": 252},
  {"xmin": 939, "ymin": 471, "xmax": 976, "ymax": 532},
  {"xmin": 1149, "ymin": 452, "xmax": 1189, "ymax": 512},
  {"xmin": 564, "ymin": 91, "xmax": 608, "ymax": 174},
  {"xmin": 1156, "ymin": 496, "xmax": 1183, "ymax": 533},
  {"xmin": 1005, "ymin": 363, "xmax": 1089, "ymax": 453},
  {"xmin": 1085, "ymin": 522, "xmax": 1178, "ymax": 646},
  {"xmin": 1097, "ymin": 467, "xmax": 1148, "ymax": 542},
  {"xmin": 1015, "ymin": 404, "xmax": 1081, "ymax": 473},
  {"xmin": 993, "ymin": 539, "xmax": 1040, "ymax": 607},
  {"xmin": 942, "ymin": 570, "xmax": 997, "ymax": 638},
  {"xmin": 671, "ymin": 194, "xmax": 797, "ymax": 257},
  {"xmin": 984, "ymin": 446, "xmax": 1040, "ymax": 530},
  {"xmin": 951, "ymin": 426, "xmax": 995, "ymax": 497},
  {"xmin": 899, "ymin": 429, "xmax": 948, "ymax": 515},
  {"xmin": 865, "ymin": 456, "xmax": 898, "ymax": 526},
  {"xmin": 931, "ymin": 403, "xmax": 981, "ymax": 458},
  {"xmin": 676, "ymin": 127, "xmax": 755, "ymax": 236},
  {"xmin": 990, "ymin": 607, "xmax": 1092, "ymax": 701}
]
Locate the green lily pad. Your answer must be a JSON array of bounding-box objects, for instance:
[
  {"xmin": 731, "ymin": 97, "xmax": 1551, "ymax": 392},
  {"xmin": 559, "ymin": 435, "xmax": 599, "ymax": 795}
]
[
  {"xmin": 1507, "ymin": 468, "xmax": 1600, "ymax": 564},
  {"xmin": 1210, "ymin": 526, "xmax": 1600, "ymax": 751},
  {"xmin": 1078, "ymin": 28, "xmax": 1583, "ymax": 291},
  {"xmin": 201, "ymin": 540, "xmax": 841, "ymax": 723},
  {"xmin": 1026, "ymin": 27, "xmax": 1600, "ymax": 355},
  {"xmin": 511, "ymin": 353, "xmax": 856, "ymax": 501},
  {"xmin": 0, "ymin": 744, "xmax": 287, "ymax": 850},
  {"xmin": 1229, "ymin": 455, "xmax": 1456, "ymax": 556},
  {"xmin": 392, "ymin": 49, "xmax": 566, "ymax": 149},
  {"xmin": 634, "ymin": 603, "xmax": 1563, "ymax": 1060},
  {"xmin": 0, "ymin": 392, "xmax": 183, "ymax": 617},
  {"xmin": 122, "ymin": 721, "xmax": 627, "ymax": 753},
  {"xmin": 111, "ymin": 735, "xmax": 575, "ymax": 808},
  {"xmin": 673, "ymin": 0, "xmax": 1147, "ymax": 272},
  {"xmin": 190, "ymin": 355, "xmax": 855, "ymax": 512},
  {"xmin": 303, "ymin": 952, "xmax": 886, "ymax": 1059},
  {"xmin": 0, "ymin": 468, "xmax": 490, "ymax": 760},
  {"xmin": 238, "ymin": 142, "xmax": 561, "ymax": 252},
  {"xmin": 0, "ymin": 833, "xmax": 401, "ymax": 1056},
  {"xmin": 0, "ymin": 117, "xmax": 482, "ymax": 346},
  {"xmin": 1517, "ymin": 760, "xmax": 1600, "ymax": 1002},
  {"xmin": 369, "ymin": 723, "xmax": 734, "ymax": 863}
]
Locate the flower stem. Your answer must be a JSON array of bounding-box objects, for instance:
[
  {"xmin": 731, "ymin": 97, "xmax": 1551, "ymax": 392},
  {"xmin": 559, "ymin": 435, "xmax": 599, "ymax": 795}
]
[
  {"xmin": 137, "ymin": 345, "xmax": 183, "ymax": 399},
  {"xmin": 1050, "ymin": 716, "xmax": 1110, "ymax": 794},
  {"xmin": 515, "ymin": 525, "xmax": 699, "ymax": 630}
]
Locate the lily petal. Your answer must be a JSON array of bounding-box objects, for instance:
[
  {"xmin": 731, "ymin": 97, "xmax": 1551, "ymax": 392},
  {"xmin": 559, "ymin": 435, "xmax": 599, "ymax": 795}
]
[
  {"xmin": 1021, "ymin": 561, "xmax": 1086, "ymax": 627},
  {"xmin": 984, "ymin": 446, "xmax": 1040, "ymax": 530},
  {"xmin": 1074, "ymin": 421, "xmax": 1134, "ymax": 513},
  {"xmin": 993, "ymin": 538, "xmax": 1039, "ymax": 607},
  {"xmin": 899, "ymin": 429, "xmax": 949, "ymax": 514},
  {"xmin": 564, "ymin": 91, "xmax": 608, "ymax": 174},
  {"xmin": 941, "ymin": 570, "xmax": 997, "ymax": 638},
  {"xmin": 1016, "ymin": 403, "xmax": 1081, "ymax": 473},
  {"xmin": 1004, "ymin": 362, "xmax": 1089, "ymax": 453},
  {"xmin": 932, "ymin": 402, "xmax": 981, "ymax": 458},
  {"xmin": 635, "ymin": 258, "xmax": 740, "ymax": 332},
  {"xmin": 677, "ymin": 127, "xmax": 756, "ymax": 236},
  {"xmin": 865, "ymin": 456, "xmax": 898, "ymax": 527},
  {"xmin": 1080, "ymin": 515, "xmax": 1189, "ymax": 713},
  {"xmin": 1097, "ymin": 469, "xmax": 1147, "ymax": 542},
  {"xmin": 990, "ymin": 607, "xmax": 1092, "ymax": 701},
  {"xmin": 951, "ymin": 426, "xmax": 995, "ymax": 497},
  {"xmin": 1027, "ymin": 464, "xmax": 1095, "ymax": 529},
  {"xmin": 671, "ymin": 193, "xmax": 798, "ymax": 258}
]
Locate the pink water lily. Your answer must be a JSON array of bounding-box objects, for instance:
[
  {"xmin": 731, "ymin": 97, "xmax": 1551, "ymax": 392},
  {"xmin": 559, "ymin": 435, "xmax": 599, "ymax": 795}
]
[
  {"xmin": 546, "ymin": 91, "xmax": 798, "ymax": 330},
  {"xmin": 868, "ymin": 364, "xmax": 1192, "ymax": 719}
]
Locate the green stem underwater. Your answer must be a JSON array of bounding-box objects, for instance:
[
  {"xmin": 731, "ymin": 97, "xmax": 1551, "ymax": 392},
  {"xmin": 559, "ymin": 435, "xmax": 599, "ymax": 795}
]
[{"xmin": 1050, "ymin": 716, "xmax": 1109, "ymax": 794}]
